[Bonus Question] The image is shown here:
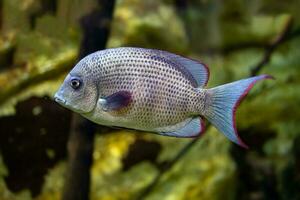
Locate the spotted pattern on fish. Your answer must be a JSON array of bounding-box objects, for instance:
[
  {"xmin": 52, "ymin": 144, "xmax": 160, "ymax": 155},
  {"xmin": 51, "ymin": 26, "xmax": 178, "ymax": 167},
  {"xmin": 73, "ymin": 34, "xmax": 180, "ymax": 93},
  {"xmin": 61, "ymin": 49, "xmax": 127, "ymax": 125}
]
[{"xmin": 72, "ymin": 48, "xmax": 206, "ymax": 130}]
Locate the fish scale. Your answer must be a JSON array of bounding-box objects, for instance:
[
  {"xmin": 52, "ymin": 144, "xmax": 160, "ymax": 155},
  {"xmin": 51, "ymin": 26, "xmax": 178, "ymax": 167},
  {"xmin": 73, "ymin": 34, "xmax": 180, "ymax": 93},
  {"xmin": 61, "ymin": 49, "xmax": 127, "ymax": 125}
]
[{"xmin": 55, "ymin": 47, "xmax": 272, "ymax": 148}]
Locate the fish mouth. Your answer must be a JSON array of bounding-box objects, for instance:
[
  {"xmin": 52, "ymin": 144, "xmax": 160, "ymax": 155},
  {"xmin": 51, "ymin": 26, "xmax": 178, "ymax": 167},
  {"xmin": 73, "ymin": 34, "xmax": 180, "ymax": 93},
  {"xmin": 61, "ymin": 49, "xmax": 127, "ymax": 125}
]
[
  {"xmin": 54, "ymin": 94, "xmax": 67, "ymax": 105},
  {"xmin": 53, "ymin": 93, "xmax": 91, "ymax": 115}
]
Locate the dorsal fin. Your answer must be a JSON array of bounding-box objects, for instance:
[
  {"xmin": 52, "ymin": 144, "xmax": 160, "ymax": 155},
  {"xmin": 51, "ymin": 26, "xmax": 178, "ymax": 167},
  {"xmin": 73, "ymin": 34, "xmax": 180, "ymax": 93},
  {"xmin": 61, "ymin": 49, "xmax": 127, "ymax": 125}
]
[{"xmin": 156, "ymin": 50, "xmax": 210, "ymax": 87}]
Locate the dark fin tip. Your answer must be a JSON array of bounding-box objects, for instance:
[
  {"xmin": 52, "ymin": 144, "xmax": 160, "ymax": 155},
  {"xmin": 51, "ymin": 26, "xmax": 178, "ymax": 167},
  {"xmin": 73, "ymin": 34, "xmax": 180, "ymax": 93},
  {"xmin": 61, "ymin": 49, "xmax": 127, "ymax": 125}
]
[
  {"xmin": 117, "ymin": 91, "xmax": 132, "ymax": 108},
  {"xmin": 200, "ymin": 62, "xmax": 210, "ymax": 87},
  {"xmin": 105, "ymin": 90, "xmax": 132, "ymax": 111}
]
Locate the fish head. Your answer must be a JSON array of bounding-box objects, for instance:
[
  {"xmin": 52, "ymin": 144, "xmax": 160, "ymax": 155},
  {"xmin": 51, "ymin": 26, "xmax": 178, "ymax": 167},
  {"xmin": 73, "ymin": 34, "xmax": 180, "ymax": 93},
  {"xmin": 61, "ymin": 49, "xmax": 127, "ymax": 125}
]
[{"xmin": 54, "ymin": 63, "xmax": 98, "ymax": 114}]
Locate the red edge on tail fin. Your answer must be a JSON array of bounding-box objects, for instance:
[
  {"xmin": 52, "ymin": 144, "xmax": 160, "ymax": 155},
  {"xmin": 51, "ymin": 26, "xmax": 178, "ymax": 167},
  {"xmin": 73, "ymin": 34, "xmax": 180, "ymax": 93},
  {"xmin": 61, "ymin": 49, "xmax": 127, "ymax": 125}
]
[{"xmin": 232, "ymin": 75, "xmax": 274, "ymax": 149}]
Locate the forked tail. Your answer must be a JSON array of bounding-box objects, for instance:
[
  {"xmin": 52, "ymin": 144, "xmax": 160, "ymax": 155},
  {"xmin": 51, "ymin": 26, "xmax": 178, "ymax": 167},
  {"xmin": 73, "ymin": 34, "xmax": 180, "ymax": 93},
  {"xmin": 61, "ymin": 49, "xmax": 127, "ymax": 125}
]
[{"xmin": 203, "ymin": 75, "xmax": 273, "ymax": 148}]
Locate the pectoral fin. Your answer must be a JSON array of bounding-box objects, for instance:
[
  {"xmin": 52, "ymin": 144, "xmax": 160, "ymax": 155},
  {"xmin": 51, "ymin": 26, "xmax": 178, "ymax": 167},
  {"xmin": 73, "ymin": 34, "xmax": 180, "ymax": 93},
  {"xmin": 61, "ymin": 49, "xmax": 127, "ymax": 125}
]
[{"xmin": 99, "ymin": 91, "xmax": 132, "ymax": 111}]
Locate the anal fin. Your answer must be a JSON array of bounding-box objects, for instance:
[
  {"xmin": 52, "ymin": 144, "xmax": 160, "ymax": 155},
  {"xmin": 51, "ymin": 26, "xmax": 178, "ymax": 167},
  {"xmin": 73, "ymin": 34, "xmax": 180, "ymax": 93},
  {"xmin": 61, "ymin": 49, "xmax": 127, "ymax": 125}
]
[{"xmin": 157, "ymin": 117, "xmax": 205, "ymax": 137}]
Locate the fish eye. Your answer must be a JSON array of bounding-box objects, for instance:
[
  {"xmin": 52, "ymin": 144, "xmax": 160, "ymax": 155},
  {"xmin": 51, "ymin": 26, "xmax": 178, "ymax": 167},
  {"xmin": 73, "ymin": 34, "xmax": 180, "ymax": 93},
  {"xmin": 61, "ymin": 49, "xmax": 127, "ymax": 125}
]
[{"xmin": 70, "ymin": 78, "xmax": 82, "ymax": 90}]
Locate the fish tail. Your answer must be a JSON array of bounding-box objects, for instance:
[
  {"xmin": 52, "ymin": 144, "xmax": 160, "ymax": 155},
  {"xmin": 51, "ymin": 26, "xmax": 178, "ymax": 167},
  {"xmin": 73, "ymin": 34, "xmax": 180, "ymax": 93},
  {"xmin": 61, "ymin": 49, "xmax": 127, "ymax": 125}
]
[{"xmin": 203, "ymin": 75, "xmax": 273, "ymax": 148}]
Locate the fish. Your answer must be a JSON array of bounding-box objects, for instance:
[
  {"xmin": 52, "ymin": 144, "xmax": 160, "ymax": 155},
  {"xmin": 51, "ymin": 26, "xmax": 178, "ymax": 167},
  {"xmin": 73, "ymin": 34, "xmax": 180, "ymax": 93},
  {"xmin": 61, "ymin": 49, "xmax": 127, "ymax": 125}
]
[{"xmin": 54, "ymin": 47, "xmax": 273, "ymax": 148}]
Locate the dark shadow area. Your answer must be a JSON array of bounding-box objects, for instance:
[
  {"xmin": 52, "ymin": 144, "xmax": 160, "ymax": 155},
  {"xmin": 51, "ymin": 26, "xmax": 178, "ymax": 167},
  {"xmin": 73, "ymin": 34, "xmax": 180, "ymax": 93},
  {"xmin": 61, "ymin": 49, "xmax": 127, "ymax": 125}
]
[
  {"xmin": 0, "ymin": 96, "xmax": 71, "ymax": 197},
  {"xmin": 122, "ymin": 139, "xmax": 162, "ymax": 171},
  {"xmin": 230, "ymin": 128, "xmax": 279, "ymax": 200},
  {"xmin": 279, "ymin": 135, "xmax": 300, "ymax": 200}
]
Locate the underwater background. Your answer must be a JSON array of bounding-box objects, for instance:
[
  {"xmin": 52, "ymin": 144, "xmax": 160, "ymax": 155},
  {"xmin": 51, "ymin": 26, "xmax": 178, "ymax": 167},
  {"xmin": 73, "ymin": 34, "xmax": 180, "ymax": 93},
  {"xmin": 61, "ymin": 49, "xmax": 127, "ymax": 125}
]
[{"xmin": 0, "ymin": 0, "xmax": 300, "ymax": 199}]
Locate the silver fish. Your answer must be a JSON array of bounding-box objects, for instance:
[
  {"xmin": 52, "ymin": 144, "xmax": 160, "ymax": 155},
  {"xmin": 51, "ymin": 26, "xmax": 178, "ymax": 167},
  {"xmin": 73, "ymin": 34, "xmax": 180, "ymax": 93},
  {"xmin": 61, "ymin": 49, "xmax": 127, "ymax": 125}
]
[{"xmin": 54, "ymin": 47, "xmax": 272, "ymax": 148}]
